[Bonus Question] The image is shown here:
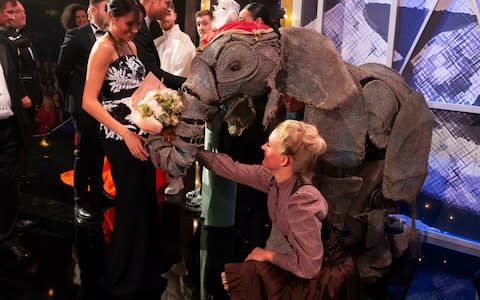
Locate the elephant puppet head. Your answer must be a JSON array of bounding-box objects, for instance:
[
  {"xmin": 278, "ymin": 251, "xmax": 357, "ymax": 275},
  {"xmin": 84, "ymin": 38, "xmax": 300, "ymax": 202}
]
[{"xmin": 147, "ymin": 21, "xmax": 281, "ymax": 177}]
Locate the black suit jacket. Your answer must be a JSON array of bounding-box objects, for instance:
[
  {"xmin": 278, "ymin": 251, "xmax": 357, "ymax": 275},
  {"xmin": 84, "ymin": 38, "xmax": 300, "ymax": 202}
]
[
  {"xmin": 9, "ymin": 29, "xmax": 42, "ymax": 108},
  {"xmin": 18, "ymin": 40, "xmax": 42, "ymax": 108},
  {"xmin": 133, "ymin": 19, "xmax": 186, "ymax": 90},
  {"xmin": 0, "ymin": 34, "xmax": 27, "ymax": 136},
  {"xmin": 57, "ymin": 23, "xmax": 96, "ymax": 115}
]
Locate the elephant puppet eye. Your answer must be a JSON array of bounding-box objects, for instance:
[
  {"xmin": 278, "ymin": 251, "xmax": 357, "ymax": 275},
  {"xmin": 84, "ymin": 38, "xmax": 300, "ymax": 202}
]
[{"xmin": 228, "ymin": 61, "xmax": 241, "ymax": 72}]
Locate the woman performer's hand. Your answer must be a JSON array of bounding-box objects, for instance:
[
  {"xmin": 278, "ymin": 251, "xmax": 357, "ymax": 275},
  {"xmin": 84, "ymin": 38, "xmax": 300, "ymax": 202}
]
[
  {"xmin": 123, "ymin": 131, "xmax": 149, "ymax": 161},
  {"xmin": 221, "ymin": 272, "xmax": 229, "ymax": 291},
  {"xmin": 161, "ymin": 127, "xmax": 176, "ymax": 143},
  {"xmin": 245, "ymin": 247, "xmax": 275, "ymax": 263}
]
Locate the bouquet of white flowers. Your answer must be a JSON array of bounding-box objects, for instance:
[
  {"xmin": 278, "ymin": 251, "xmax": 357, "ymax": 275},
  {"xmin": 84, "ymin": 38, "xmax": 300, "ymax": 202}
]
[{"xmin": 131, "ymin": 88, "xmax": 184, "ymax": 135}]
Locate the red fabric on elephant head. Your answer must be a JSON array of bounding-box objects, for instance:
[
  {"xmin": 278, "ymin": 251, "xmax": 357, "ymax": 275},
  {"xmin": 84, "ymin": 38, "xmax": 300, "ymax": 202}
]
[{"xmin": 199, "ymin": 21, "xmax": 273, "ymax": 49}]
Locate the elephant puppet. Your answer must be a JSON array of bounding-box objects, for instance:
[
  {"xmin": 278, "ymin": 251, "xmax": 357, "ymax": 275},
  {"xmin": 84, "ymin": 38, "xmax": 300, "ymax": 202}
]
[{"xmin": 147, "ymin": 22, "xmax": 433, "ymax": 282}]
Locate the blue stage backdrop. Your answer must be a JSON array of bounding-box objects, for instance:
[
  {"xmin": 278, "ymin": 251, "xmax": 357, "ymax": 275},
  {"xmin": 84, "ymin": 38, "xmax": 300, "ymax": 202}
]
[{"xmin": 305, "ymin": 0, "xmax": 480, "ymax": 241}]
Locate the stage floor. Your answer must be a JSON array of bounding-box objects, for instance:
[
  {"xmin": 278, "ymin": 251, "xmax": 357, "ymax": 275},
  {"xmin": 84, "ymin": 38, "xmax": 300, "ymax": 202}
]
[{"xmin": 1, "ymin": 120, "xmax": 478, "ymax": 300}]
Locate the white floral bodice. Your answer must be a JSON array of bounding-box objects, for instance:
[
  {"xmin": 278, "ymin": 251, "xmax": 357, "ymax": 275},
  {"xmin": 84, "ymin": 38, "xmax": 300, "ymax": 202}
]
[{"xmin": 100, "ymin": 55, "xmax": 147, "ymax": 140}]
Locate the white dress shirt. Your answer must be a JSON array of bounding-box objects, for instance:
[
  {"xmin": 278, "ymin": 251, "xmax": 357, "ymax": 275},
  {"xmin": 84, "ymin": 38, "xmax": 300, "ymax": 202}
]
[
  {"xmin": 0, "ymin": 61, "xmax": 14, "ymax": 119},
  {"xmin": 12, "ymin": 29, "xmax": 35, "ymax": 62},
  {"xmin": 154, "ymin": 24, "xmax": 196, "ymax": 77}
]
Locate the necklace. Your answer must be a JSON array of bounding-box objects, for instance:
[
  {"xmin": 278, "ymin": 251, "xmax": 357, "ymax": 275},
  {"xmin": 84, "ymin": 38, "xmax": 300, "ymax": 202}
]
[{"xmin": 107, "ymin": 31, "xmax": 134, "ymax": 56}]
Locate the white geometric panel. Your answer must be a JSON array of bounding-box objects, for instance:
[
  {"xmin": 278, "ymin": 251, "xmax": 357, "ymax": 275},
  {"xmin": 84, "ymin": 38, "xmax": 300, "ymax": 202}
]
[
  {"xmin": 304, "ymin": 0, "xmax": 480, "ymax": 111},
  {"xmin": 401, "ymin": 0, "xmax": 480, "ymax": 111}
]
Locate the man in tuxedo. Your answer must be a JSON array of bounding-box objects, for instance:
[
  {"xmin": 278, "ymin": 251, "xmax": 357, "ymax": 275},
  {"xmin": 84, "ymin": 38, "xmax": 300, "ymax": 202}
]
[
  {"xmin": 136, "ymin": 0, "xmax": 185, "ymax": 90},
  {"xmin": 9, "ymin": 0, "xmax": 42, "ymax": 182},
  {"xmin": 57, "ymin": 0, "xmax": 109, "ymax": 223},
  {"xmin": 0, "ymin": 0, "xmax": 31, "ymax": 262}
]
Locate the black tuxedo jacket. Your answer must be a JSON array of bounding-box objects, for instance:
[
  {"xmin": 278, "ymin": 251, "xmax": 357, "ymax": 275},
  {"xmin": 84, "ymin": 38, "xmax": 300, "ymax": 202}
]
[
  {"xmin": 0, "ymin": 34, "xmax": 27, "ymax": 135},
  {"xmin": 57, "ymin": 23, "xmax": 96, "ymax": 115},
  {"xmin": 10, "ymin": 29, "xmax": 42, "ymax": 108},
  {"xmin": 133, "ymin": 19, "xmax": 186, "ymax": 90}
]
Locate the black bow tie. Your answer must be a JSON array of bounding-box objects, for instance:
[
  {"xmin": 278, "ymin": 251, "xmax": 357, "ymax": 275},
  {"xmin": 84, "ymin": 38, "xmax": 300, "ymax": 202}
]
[{"xmin": 95, "ymin": 29, "xmax": 106, "ymax": 35}]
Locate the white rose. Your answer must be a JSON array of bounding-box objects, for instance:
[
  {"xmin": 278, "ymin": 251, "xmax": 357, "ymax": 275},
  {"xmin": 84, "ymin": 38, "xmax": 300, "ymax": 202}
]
[
  {"xmin": 136, "ymin": 97, "xmax": 149, "ymax": 106},
  {"xmin": 171, "ymin": 100, "xmax": 184, "ymax": 114},
  {"xmin": 140, "ymin": 116, "xmax": 163, "ymax": 134},
  {"xmin": 144, "ymin": 89, "xmax": 162, "ymax": 102},
  {"xmin": 130, "ymin": 108, "xmax": 143, "ymax": 124},
  {"xmin": 152, "ymin": 105, "xmax": 165, "ymax": 118},
  {"xmin": 147, "ymin": 99, "xmax": 160, "ymax": 113},
  {"xmin": 171, "ymin": 115, "xmax": 179, "ymax": 126},
  {"xmin": 164, "ymin": 115, "xmax": 173, "ymax": 126}
]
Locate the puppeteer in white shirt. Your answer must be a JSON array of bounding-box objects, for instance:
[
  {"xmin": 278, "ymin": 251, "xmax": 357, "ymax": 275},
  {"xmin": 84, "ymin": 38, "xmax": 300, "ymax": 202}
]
[{"xmin": 155, "ymin": 23, "xmax": 196, "ymax": 78}]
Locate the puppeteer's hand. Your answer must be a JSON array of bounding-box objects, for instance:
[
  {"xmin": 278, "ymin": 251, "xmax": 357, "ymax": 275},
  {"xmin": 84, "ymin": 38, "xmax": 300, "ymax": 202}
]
[
  {"xmin": 21, "ymin": 96, "xmax": 32, "ymax": 108},
  {"xmin": 245, "ymin": 247, "xmax": 275, "ymax": 263},
  {"xmin": 136, "ymin": 115, "xmax": 163, "ymax": 135},
  {"xmin": 123, "ymin": 130, "xmax": 149, "ymax": 161},
  {"xmin": 161, "ymin": 127, "xmax": 176, "ymax": 143},
  {"xmin": 221, "ymin": 272, "xmax": 229, "ymax": 291},
  {"xmin": 145, "ymin": 126, "xmax": 163, "ymax": 135}
]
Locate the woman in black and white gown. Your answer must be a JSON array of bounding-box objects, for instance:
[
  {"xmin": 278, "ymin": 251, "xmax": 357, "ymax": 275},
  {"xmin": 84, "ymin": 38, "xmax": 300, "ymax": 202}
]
[{"xmin": 82, "ymin": 0, "xmax": 170, "ymax": 298}]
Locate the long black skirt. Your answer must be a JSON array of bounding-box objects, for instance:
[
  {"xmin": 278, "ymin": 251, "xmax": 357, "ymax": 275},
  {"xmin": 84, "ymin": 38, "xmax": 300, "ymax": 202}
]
[
  {"xmin": 224, "ymin": 257, "xmax": 360, "ymax": 300},
  {"xmin": 101, "ymin": 139, "xmax": 168, "ymax": 299}
]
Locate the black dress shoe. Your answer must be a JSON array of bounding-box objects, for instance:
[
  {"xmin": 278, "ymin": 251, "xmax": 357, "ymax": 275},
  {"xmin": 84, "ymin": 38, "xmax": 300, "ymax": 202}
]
[
  {"xmin": 15, "ymin": 218, "xmax": 38, "ymax": 232},
  {"xmin": 75, "ymin": 203, "xmax": 100, "ymax": 219},
  {"xmin": 0, "ymin": 237, "xmax": 31, "ymax": 261},
  {"xmin": 74, "ymin": 204, "xmax": 104, "ymax": 226}
]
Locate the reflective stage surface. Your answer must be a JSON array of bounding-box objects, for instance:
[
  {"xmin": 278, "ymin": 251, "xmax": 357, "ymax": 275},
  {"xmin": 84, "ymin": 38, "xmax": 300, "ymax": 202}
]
[{"xmin": 1, "ymin": 121, "xmax": 479, "ymax": 300}]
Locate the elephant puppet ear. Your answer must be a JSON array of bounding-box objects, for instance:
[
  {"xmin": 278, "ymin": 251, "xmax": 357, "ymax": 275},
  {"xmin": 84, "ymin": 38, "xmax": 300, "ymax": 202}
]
[{"xmin": 275, "ymin": 27, "xmax": 358, "ymax": 110}]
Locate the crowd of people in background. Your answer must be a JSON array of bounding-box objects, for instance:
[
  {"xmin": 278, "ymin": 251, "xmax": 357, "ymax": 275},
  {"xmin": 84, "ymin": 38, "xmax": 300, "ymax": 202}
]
[{"xmin": 0, "ymin": 0, "xmax": 72, "ymax": 270}]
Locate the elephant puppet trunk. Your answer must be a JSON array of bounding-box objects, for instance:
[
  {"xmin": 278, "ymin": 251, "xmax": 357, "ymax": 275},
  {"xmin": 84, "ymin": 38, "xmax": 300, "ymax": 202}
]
[{"xmin": 146, "ymin": 90, "xmax": 216, "ymax": 177}]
